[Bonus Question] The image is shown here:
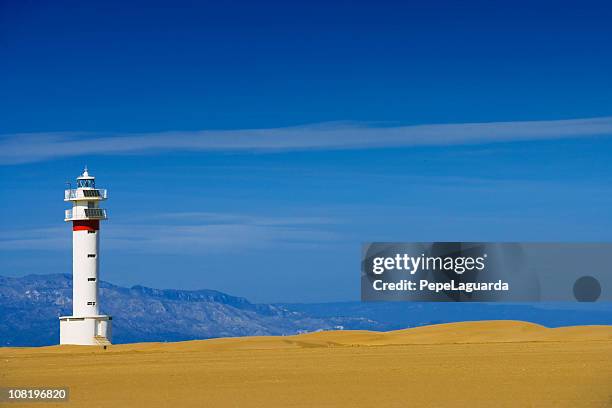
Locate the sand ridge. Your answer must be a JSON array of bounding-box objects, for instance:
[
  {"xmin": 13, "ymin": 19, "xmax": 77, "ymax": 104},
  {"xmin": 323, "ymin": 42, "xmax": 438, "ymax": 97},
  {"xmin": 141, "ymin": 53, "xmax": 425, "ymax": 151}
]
[
  {"xmin": 5, "ymin": 320, "xmax": 611, "ymax": 354},
  {"xmin": 2, "ymin": 321, "xmax": 611, "ymax": 407}
]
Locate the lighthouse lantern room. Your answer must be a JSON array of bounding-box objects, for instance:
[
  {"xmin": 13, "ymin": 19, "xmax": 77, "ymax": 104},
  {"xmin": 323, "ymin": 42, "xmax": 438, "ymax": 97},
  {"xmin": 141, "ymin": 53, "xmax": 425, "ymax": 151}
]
[{"xmin": 59, "ymin": 167, "xmax": 112, "ymax": 345}]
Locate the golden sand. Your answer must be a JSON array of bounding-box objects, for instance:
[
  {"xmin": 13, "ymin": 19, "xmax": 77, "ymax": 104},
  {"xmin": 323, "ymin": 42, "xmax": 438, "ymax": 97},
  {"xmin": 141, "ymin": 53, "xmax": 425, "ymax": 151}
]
[{"xmin": 2, "ymin": 321, "xmax": 611, "ymax": 407}]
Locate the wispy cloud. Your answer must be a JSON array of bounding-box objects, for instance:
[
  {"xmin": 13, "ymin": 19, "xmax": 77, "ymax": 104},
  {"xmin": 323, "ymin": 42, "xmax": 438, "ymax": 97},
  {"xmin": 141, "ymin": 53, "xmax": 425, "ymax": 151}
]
[
  {"xmin": 0, "ymin": 213, "xmax": 339, "ymax": 253},
  {"xmin": 2, "ymin": 116, "xmax": 612, "ymax": 164},
  {"xmin": 153, "ymin": 212, "xmax": 335, "ymax": 226},
  {"xmin": 0, "ymin": 227, "xmax": 69, "ymax": 251}
]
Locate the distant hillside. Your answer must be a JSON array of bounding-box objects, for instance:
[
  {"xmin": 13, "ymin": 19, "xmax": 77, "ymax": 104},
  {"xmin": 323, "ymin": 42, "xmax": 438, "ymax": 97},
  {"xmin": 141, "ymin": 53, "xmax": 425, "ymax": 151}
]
[
  {"xmin": 1, "ymin": 274, "xmax": 611, "ymax": 346},
  {"xmin": 0, "ymin": 274, "xmax": 380, "ymax": 346}
]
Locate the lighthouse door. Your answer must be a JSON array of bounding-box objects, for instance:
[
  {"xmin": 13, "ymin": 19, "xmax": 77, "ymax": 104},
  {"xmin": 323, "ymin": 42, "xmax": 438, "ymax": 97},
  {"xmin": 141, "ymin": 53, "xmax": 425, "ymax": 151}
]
[{"xmin": 95, "ymin": 319, "xmax": 109, "ymax": 338}]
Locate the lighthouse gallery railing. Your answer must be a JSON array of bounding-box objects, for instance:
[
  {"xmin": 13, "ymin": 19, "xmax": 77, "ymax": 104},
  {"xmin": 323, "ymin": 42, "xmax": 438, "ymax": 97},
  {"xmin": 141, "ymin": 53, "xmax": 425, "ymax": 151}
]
[
  {"xmin": 65, "ymin": 208, "xmax": 108, "ymax": 220},
  {"xmin": 65, "ymin": 189, "xmax": 108, "ymax": 200}
]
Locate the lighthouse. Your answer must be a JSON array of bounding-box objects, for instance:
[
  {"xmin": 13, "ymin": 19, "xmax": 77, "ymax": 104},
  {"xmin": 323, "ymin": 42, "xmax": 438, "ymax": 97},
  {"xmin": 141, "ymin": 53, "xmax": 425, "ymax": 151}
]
[{"xmin": 59, "ymin": 167, "xmax": 112, "ymax": 345}]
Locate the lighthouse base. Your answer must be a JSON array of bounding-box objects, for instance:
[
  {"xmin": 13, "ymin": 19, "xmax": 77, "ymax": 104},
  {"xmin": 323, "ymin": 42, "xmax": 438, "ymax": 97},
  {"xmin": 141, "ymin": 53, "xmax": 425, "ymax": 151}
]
[{"xmin": 59, "ymin": 315, "xmax": 112, "ymax": 346}]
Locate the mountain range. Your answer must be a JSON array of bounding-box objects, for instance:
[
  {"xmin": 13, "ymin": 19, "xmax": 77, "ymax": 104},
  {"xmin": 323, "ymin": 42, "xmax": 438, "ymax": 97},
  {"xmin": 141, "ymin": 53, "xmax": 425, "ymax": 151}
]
[{"xmin": 1, "ymin": 274, "xmax": 611, "ymax": 346}]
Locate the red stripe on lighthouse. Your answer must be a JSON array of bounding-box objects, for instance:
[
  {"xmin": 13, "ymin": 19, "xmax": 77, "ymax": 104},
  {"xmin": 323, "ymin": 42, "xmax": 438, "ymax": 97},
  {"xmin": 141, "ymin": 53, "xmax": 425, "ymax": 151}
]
[{"xmin": 73, "ymin": 220, "xmax": 100, "ymax": 231}]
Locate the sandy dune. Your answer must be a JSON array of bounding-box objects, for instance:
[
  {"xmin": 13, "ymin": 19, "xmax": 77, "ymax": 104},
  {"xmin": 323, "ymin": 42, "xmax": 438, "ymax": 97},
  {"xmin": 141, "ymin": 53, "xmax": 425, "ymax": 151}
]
[{"xmin": 2, "ymin": 321, "xmax": 611, "ymax": 407}]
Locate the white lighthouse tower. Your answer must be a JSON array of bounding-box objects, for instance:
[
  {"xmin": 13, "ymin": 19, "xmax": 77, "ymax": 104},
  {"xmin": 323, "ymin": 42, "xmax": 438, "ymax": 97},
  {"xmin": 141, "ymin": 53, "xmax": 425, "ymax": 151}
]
[{"xmin": 59, "ymin": 167, "xmax": 112, "ymax": 345}]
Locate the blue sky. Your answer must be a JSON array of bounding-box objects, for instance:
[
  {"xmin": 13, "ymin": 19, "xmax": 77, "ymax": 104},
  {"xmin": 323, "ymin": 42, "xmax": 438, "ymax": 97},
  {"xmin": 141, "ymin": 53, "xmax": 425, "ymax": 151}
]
[{"xmin": 1, "ymin": 0, "xmax": 612, "ymax": 302}]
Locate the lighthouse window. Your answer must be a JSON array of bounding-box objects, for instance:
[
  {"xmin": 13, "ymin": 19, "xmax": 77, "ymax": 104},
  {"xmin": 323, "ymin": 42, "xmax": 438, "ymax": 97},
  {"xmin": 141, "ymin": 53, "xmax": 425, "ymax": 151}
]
[
  {"xmin": 88, "ymin": 278, "xmax": 96, "ymax": 282},
  {"xmin": 88, "ymin": 254, "xmax": 96, "ymax": 258},
  {"xmin": 83, "ymin": 189, "xmax": 100, "ymax": 197},
  {"xmin": 87, "ymin": 301, "xmax": 96, "ymax": 306},
  {"xmin": 85, "ymin": 208, "xmax": 105, "ymax": 217},
  {"xmin": 77, "ymin": 179, "xmax": 95, "ymax": 188},
  {"xmin": 87, "ymin": 230, "xmax": 96, "ymax": 234}
]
